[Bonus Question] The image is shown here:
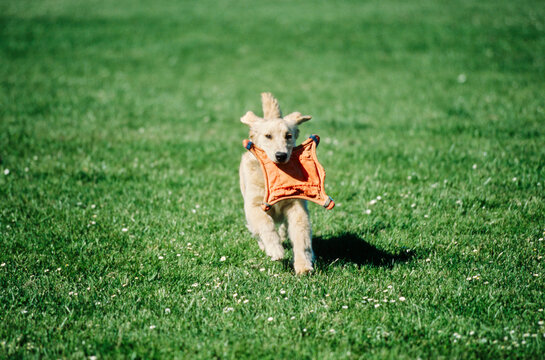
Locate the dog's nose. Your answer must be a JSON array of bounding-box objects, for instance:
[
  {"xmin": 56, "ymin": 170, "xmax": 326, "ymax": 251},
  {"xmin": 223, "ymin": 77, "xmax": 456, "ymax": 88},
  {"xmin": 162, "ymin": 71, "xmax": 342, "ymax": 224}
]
[{"xmin": 275, "ymin": 152, "xmax": 288, "ymax": 163}]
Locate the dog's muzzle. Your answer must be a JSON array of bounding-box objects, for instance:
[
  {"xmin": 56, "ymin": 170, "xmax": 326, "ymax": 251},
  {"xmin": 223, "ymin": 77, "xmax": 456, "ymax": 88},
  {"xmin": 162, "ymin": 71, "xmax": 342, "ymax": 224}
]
[{"xmin": 275, "ymin": 152, "xmax": 288, "ymax": 163}]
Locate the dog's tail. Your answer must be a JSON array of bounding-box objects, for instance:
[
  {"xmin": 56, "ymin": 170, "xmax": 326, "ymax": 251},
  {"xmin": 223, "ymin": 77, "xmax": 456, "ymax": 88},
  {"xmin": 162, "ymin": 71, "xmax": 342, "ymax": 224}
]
[{"xmin": 261, "ymin": 92, "xmax": 282, "ymax": 119}]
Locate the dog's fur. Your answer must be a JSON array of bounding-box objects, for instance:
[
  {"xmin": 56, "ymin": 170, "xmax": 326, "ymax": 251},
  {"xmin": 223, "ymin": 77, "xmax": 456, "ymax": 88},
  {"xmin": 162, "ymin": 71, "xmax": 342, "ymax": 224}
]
[{"xmin": 239, "ymin": 93, "xmax": 314, "ymax": 274}]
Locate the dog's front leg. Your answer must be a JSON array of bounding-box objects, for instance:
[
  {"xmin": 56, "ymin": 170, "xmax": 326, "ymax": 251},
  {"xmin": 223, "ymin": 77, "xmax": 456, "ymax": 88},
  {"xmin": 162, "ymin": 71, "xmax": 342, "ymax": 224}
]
[
  {"xmin": 245, "ymin": 203, "xmax": 285, "ymax": 261},
  {"xmin": 286, "ymin": 200, "xmax": 314, "ymax": 275}
]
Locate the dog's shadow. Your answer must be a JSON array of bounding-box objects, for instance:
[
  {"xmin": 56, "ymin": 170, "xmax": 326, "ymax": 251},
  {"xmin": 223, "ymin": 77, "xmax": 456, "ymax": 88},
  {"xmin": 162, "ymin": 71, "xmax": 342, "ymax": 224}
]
[{"xmin": 309, "ymin": 232, "xmax": 414, "ymax": 269}]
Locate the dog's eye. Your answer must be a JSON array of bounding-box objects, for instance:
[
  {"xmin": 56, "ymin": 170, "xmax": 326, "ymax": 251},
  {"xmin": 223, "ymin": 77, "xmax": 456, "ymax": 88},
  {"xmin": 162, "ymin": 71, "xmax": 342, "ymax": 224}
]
[
  {"xmin": 285, "ymin": 133, "xmax": 292, "ymax": 140},
  {"xmin": 265, "ymin": 134, "xmax": 272, "ymax": 139}
]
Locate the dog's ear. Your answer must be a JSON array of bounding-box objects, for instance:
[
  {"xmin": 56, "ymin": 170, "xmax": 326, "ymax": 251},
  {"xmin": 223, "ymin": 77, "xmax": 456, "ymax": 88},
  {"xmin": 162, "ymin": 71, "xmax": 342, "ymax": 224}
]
[
  {"xmin": 240, "ymin": 111, "xmax": 262, "ymax": 126},
  {"xmin": 284, "ymin": 112, "xmax": 312, "ymax": 125}
]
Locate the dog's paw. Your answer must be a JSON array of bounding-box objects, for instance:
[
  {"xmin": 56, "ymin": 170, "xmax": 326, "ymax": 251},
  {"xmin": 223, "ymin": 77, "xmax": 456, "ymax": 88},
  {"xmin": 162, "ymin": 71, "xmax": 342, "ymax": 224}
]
[
  {"xmin": 266, "ymin": 244, "xmax": 285, "ymax": 261},
  {"xmin": 294, "ymin": 262, "xmax": 314, "ymax": 275}
]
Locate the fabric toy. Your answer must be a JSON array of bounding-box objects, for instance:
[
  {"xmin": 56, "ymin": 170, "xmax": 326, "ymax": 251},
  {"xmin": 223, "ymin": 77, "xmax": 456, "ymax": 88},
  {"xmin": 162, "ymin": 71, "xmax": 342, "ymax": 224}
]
[{"xmin": 243, "ymin": 134, "xmax": 335, "ymax": 211}]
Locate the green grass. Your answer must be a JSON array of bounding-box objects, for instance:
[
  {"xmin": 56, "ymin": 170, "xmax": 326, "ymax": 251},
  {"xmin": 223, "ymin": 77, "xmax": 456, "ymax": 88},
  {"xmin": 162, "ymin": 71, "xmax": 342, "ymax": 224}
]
[{"xmin": 1, "ymin": 0, "xmax": 545, "ymax": 358}]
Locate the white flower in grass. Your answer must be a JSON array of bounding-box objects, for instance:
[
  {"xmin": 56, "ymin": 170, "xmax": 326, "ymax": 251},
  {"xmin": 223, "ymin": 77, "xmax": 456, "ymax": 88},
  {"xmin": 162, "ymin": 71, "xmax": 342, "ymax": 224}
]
[
  {"xmin": 280, "ymin": 289, "xmax": 286, "ymax": 294},
  {"xmin": 220, "ymin": 256, "xmax": 226, "ymax": 262},
  {"xmin": 149, "ymin": 325, "xmax": 156, "ymax": 330},
  {"xmin": 3, "ymin": 169, "xmax": 9, "ymax": 175},
  {"xmin": 369, "ymin": 199, "xmax": 377, "ymax": 205},
  {"xmin": 243, "ymin": 299, "xmax": 249, "ymax": 304},
  {"xmin": 365, "ymin": 209, "xmax": 371, "ymax": 215},
  {"xmin": 374, "ymin": 304, "xmax": 381, "ymax": 308},
  {"xmin": 158, "ymin": 256, "xmax": 164, "ymax": 260},
  {"xmin": 290, "ymin": 316, "xmax": 296, "ymax": 320},
  {"xmin": 191, "ymin": 283, "xmax": 199, "ymax": 287},
  {"xmin": 538, "ymin": 321, "xmax": 544, "ymax": 326},
  {"xmin": 267, "ymin": 317, "xmax": 274, "ymax": 322},
  {"xmin": 399, "ymin": 296, "xmax": 406, "ymax": 302},
  {"xmin": 512, "ymin": 177, "xmax": 517, "ymax": 181},
  {"xmin": 121, "ymin": 228, "xmax": 128, "ymax": 232},
  {"xmin": 223, "ymin": 307, "xmax": 234, "ymax": 313},
  {"xmin": 342, "ymin": 305, "xmax": 348, "ymax": 309},
  {"xmin": 457, "ymin": 74, "xmax": 467, "ymax": 83},
  {"xmin": 377, "ymin": 195, "xmax": 382, "ymax": 200},
  {"xmin": 1, "ymin": 263, "xmax": 5, "ymax": 267},
  {"xmin": 330, "ymin": 329, "xmax": 336, "ymax": 334},
  {"xmin": 165, "ymin": 308, "xmax": 171, "ymax": 314},
  {"xmin": 411, "ymin": 203, "xmax": 416, "ymax": 208}
]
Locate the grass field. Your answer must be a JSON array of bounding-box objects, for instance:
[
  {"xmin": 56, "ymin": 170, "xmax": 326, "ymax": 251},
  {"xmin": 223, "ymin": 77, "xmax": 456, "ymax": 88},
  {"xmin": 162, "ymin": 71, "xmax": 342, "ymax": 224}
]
[{"xmin": 1, "ymin": 0, "xmax": 545, "ymax": 358}]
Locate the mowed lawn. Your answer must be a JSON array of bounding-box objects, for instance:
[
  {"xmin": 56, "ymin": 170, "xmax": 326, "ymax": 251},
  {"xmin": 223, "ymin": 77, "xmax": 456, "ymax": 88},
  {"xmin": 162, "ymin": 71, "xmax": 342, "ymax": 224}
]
[{"xmin": 1, "ymin": 0, "xmax": 544, "ymax": 358}]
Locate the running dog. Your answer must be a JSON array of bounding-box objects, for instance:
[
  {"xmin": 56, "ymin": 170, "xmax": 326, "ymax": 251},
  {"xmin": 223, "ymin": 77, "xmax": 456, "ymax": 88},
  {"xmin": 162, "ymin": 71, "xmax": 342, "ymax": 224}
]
[{"xmin": 239, "ymin": 93, "xmax": 314, "ymax": 274}]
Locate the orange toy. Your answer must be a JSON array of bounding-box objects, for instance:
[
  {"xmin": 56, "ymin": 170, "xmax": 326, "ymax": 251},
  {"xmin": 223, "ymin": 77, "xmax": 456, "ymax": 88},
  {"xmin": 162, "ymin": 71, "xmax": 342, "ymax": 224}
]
[{"xmin": 243, "ymin": 135, "xmax": 335, "ymax": 211}]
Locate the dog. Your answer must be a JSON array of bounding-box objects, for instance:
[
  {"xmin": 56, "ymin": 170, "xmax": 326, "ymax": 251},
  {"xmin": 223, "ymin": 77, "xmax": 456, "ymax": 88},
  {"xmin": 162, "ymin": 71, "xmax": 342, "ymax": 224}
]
[{"xmin": 239, "ymin": 93, "xmax": 314, "ymax": 274}]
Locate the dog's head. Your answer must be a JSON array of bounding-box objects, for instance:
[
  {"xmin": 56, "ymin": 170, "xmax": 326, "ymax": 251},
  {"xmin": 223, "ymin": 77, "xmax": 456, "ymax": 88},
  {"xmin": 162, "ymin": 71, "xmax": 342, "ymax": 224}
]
[{"xmin": 241, "ymin": 93, "xmax": 311, "ymax": 164}]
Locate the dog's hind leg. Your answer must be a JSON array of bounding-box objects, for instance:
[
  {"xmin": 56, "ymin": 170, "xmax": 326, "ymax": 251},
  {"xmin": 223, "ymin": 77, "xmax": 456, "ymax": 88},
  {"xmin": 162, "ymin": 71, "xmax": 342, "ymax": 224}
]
[
  {"xmin": 278, "ymin": 222, "xmax": 288, "ymax": 243},
  {"xmin": 245, "ymin": 203, "xmax": 285, "ymax": 261},
  {"xmin": 286, "ymin": 200, "xmax": 314, "ymax": 275}
]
